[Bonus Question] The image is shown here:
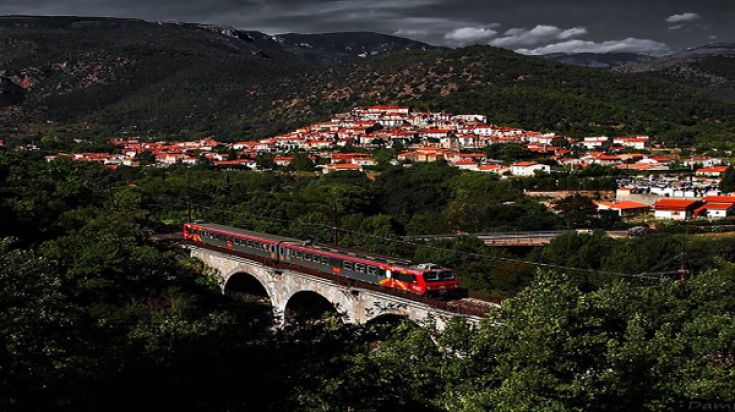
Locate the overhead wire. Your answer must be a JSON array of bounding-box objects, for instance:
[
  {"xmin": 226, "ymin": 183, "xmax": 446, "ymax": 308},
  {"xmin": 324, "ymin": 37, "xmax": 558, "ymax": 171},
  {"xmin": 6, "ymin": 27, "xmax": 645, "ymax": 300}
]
[{"xmin": 145, "ymin": 191, "xmax": 665, "ymax": 284}]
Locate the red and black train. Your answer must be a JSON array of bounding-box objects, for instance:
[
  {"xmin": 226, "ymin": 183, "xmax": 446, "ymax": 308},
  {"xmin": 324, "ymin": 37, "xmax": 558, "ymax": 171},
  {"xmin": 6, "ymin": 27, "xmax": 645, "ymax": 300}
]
[{"xmin": 183, "ymin": 222, "xmax": 463, "ymax": 298}]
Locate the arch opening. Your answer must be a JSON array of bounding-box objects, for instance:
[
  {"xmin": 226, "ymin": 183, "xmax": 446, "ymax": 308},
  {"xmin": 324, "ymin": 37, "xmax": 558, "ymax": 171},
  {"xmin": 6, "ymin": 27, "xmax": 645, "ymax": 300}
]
[
  {"xmin": 224, "ymin": 272, "xmax": 271, "ymax": 305},
  {"xmin": 284, "ymin": 291, "xmax": 341, "ymax": 325}
]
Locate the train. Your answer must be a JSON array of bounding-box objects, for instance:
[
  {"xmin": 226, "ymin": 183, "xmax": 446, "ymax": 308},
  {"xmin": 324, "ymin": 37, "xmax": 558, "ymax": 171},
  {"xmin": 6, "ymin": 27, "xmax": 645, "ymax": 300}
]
[{"xmin": 183, "ymin": 222, "xmax": 464, "ymax": 298}]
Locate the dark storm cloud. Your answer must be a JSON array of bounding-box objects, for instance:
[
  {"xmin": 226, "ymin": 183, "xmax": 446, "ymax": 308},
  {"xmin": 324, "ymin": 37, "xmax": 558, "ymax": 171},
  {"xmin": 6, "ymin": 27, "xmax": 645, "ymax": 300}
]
[{"xmin": 1, "ymin": 0, "xmax": 734, "ymax": 52}]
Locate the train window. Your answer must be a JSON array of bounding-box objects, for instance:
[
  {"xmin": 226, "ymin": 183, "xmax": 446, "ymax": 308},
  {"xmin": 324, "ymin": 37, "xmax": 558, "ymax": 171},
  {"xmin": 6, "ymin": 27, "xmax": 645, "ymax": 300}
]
[
  {"xmin": 322, "ymin": 256, "xmax": 330, "ymax": 265},
  {"xmin": 355, "ymin": 263, "xmax": 366, "ymax": 273},
  {"xmin": 296, "ymin": 251, "xmax": 303, "ymax": 259},
  {"xmin": 343, "ymin": 261, "xmax": 354, "ymax": 270},
  {"xmin": 269, "ymin": 245, "xmax": 275, "ymax": 253},
  {"xmin": 367, "ymin": 266, "xmax": 379, "ymax": 276},
  {"xmin": 304, "ymin": 253, "xmax": 312, "ymax": 261},
  {"xmin": 439, "ymin": 271, "xmax": 455, "ymax": 280},
  {"xmin": 394, "ymin": 273, "xmax": 417, "ymax": 283}
]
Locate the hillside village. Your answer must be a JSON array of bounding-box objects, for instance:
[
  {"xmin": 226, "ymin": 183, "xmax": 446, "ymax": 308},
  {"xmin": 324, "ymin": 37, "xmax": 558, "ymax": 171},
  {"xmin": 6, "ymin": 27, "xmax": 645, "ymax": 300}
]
[{"xmin": 35, "ymin": 104, "xmax": 735, "ymax": 222}]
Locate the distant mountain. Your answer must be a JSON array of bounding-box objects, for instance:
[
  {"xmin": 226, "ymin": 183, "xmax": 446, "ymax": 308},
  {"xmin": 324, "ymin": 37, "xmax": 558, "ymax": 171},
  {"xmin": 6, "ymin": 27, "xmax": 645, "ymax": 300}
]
[
  {"xmin": 614, "ymin": 43, "xmax": 735, "ymax": 99},
  {"xmin": 541, "ymin": 52, "xmax": 654, "ymax": 69},
  {"xmin": 539, "ymin": 43, "xmax": 735, "ymax": 99},
  {"xmin": 182, "ymin": 25, "xmax": 440, "ymax": 62},
  {"xmin": 274, "ymin": 32, "xmax": 441, "ymax": 59},
  {"xmin": 670, "ymin": 42, "xmax": 735, "ymax": 57},
  {"xmin": 1, "ymin": 15, "xmax": 735, "ymax": 147}
]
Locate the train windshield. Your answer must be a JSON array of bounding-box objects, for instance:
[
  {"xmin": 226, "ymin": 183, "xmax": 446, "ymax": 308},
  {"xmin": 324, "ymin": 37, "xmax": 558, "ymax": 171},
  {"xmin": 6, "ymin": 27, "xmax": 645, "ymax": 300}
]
[{"xmin": 423, "ymin": 270, "xmax": 455, "ymax": 282}]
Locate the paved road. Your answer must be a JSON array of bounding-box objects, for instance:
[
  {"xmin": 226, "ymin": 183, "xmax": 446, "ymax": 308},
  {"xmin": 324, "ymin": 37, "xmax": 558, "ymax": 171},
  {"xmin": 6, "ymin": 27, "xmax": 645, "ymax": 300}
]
[{"xmin": 404, "ymin": 230, "xmax": 630, "ymax": 247}]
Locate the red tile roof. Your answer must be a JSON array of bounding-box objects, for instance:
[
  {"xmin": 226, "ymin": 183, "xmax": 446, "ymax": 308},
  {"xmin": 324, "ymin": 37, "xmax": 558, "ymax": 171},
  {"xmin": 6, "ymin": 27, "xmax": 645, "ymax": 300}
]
[
  {"xmin": 697, "ymin": 166, "xmax": 728, "ymax": 174},
  {"xmin": 478, "ymin": 164, "xmax": 507, "ymax": 170},
  {"xmin": 597, "ymin": 201, "xmax": 650, "ymax": 210},
  {"xmin": 704, "ymin": 203, "xmax": 735, "ymax": 210},
  {"xmin": 654, "ymin": 199, "xmax": 702, "ymax": 211},
  {"xmin": 451, "ymin": 159, "xmax": 477, "ymax": 166},
  {"xmin": 704, "ymin": 196, "xmax": 735, "ymax": 204}
]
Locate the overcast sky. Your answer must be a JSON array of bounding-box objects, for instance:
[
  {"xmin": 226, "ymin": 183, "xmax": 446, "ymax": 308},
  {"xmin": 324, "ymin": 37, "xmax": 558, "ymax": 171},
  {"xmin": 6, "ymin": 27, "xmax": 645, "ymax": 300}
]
[{"xmin": 1, "ymin": 0, "xmax": 733, "ymax": 54}]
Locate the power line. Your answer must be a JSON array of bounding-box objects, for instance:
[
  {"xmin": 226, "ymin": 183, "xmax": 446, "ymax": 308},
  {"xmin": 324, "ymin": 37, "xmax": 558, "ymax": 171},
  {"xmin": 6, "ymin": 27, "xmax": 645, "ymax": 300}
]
[
  {"xmin": 151, "ymin": 194, "xmax": 663, "ymax": 283},
  {"xmin": 0, "ymin": 176, "xmax": 674, "ymax": 284}
]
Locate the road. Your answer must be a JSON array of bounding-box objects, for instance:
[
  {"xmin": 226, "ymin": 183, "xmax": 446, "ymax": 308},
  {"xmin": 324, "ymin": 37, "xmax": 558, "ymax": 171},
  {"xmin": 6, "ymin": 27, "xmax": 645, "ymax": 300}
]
[{"xmin": 404, "ymin": 230, "xmax": 631, "ymax": 247}]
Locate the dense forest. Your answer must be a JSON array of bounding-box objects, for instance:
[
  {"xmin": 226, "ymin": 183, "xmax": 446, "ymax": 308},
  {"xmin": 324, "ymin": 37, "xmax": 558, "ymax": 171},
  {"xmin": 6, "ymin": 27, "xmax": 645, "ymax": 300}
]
[{"xmin": 2, "ymin": 150, "xmax": 734, "ymax": 410}]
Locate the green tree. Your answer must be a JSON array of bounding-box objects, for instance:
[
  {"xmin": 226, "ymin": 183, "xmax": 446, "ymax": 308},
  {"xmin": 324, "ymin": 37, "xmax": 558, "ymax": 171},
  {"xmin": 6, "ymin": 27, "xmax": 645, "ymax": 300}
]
[
  {"xmin": 719, "ymin": 167, "xmax": 735, "ymax": 194},
  {"xmin": 553, "ymin": 194, "xmax": 598, "ymax": 228},
  {"xmin": 289, "ymin": 152, "xmax": 316, "ymax": 172}
]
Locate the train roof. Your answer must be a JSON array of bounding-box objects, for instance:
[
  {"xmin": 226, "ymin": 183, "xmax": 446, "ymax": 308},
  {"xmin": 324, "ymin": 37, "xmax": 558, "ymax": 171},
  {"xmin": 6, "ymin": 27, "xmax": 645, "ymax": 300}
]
[
  {"xmin": 288, "ymin": 241, "xmax": 415, "ymax": 267},
  {"xmin": 190, "ymin": 222, "xmax": 449, "ymax": 271},
  {"xmin": 191, "ymin": 222, "xmax": 299, "ymax": 243}
]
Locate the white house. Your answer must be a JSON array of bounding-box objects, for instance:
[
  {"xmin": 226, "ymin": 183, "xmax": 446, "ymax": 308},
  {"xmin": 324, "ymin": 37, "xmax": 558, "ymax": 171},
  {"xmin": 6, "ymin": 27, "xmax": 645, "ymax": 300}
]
[
  {"xmin": 477, "ymin": 164, "xmax": 509, "ymax": 174},
  {"xmin": 653, "ymin": 199, "xmax": 703, "ymax": 220},
  {"xmin": 699, "ymin": 203, "xmax": 734, "ymax": 219},
  {"xmin": 613, "ymin": 136, "xmax": 649, "ymax": 150},
  {"xmin": 595, "ymin": 200, "xmax": 650, "ymax": 217},
  {"xmin": 684, "ymin": 156, "xmax": 723, "ymax": 168},
  {"xmin": 510, "ymin": 161, "xmax": 551, "ymax": 176},
  {"xmin": 452, "ymin": 114, "xmax": 488, "ymax": 123},
  {"xmin": 450, "ymin": 159, "xmax": 479, "ymax": 171},
  {"xmin": 580, "ymin": 136, "xmax": 609, "ymax": 150}
]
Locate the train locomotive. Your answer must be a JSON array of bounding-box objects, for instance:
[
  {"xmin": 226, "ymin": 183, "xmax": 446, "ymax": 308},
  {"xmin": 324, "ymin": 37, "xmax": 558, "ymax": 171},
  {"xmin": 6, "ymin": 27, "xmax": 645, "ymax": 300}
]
[{"xmin": 183, "ymin": 222, "xmax": 463, "ymax": 298}]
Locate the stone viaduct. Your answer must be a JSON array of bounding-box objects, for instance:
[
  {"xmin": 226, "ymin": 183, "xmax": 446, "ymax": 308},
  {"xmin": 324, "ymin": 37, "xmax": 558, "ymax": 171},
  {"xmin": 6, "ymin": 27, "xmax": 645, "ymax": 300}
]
[{"xmin": 188, "ymin": 246, "xmax": 492, "ymax": 330}]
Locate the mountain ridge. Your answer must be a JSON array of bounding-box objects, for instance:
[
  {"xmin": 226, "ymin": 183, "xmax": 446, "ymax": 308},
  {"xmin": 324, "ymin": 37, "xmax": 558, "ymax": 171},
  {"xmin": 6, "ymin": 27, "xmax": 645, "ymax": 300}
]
[{"xmin": 1, "ymin": 15, "xmax": 735, "ymax": 147}]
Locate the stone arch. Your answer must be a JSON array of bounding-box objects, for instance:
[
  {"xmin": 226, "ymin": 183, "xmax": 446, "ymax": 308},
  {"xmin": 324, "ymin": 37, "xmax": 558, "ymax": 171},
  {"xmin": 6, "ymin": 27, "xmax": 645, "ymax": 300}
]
[
  {"xmin": 283, "ymin": 290, "xmax": 344, "ymax": 324},
  {"xmin": 224, "ymin": 271, "xmax": 272, "ymax": 305}
]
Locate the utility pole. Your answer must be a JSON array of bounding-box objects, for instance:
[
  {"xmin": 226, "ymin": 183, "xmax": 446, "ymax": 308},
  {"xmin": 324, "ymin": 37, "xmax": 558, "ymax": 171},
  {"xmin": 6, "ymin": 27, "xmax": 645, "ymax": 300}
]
[
  {"xmin": 332, "ymin": 222, "xmax": 339, "ymax": 246},
  {"xmin": 678, "ymin": 242, "xmax": 688, "ymax": 298},
  {"xmin": 186, "ymin": 192, "xmax": 192, "ymax": 223},
  {"xmin": 679, "ymin": 243, "xmax": 687, "ymax": 281}
]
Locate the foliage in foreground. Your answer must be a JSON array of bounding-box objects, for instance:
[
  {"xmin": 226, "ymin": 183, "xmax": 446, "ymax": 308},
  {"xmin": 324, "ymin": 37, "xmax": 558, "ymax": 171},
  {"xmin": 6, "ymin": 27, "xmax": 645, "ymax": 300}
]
[{"xmin": 1, "ymin": 151, "xmax": 733, "ymax": 410}]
